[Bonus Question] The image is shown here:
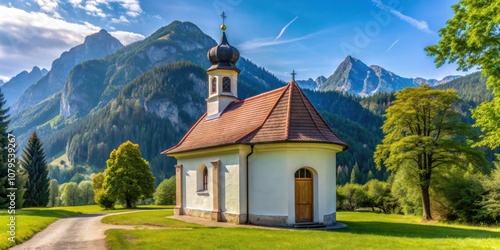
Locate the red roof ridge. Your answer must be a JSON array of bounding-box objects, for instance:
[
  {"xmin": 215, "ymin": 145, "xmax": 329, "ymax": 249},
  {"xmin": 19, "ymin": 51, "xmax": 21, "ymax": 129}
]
[
  {"xmin": 294, "ymin": 80, "xmax": 347, "ymax": 147},
  {"xmin": 233, "ymin": 85, "xmax": 287, "ymax": 105},
  {"xmin": 285, "ymin": 80, "xmax": 294, "ymax": 139},
  {"xmin": 161, "ymin": 113, "xmax": 207, "ymax": 154},
  {"xmin": 235, "ymin": 83, "xmax": 291, "ymax": 142}
]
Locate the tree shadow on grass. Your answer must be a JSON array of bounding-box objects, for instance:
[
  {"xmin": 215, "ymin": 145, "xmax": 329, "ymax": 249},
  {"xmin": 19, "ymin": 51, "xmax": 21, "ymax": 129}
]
[
  {"xmin": 15, "ymin": 209, "xmax": 80, "ymax": 218},
  {"xmin": 335, "ymin": 221, "xmax": 500, "ymax": 239}
]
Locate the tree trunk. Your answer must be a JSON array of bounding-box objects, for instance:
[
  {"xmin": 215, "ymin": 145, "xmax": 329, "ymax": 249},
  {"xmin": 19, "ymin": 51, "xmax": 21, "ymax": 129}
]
[
  {"xmin": 421, "ymin": 186, "xmax": 432, "ymax": 220},
  {"xmin": 126, "ymin": 199, "xmax": 132, "ymax": 208}
]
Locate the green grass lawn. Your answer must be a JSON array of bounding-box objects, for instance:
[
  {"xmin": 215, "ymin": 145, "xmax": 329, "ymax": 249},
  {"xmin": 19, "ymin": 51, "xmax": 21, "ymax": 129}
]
[
  {"xmin": 105, "ymin": 211, "xmax": 500, "ymax": 250},
  {"xmin": 0, "ymin": 205, "xmax": 173, "ymax": 250},
  {"xmin": 102, "ymin": 210, "xmax": 202, "ymax": 228}
]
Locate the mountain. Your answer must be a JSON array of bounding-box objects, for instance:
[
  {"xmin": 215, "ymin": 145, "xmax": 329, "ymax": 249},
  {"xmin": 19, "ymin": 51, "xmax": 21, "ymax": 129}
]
[
  {"xmin": 296, "ymin": 76, "xmax": 326, "ymax": 90},
  {"xmin": 435, "ymin": 72, "xmax": 490, "ymax": 104},
  {"xmin": 302, "ymin": 56, "xmax": 462, "ymax": 96},
  {"xmin": 0, "ymin": 80, "xmax": 4, "ymax": 86},
  {"xmin": 12, "ymin": 29, "xmax": 123, "ymax": 113},
  {"xmin": 414, "ymin": 75, "xmax": 462, "ymax": 86},
  {"xmin": 0, "ymin": 66, "xmax": 48, "ymax": 109},
  {"xmin": 318, "ymin": 56, "xmax": 418, "ymax": 96}
]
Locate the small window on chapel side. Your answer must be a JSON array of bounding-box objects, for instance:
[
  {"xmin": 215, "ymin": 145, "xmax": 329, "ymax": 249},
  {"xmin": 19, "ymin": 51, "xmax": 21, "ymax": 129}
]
[
  {"xmin": 202, "ymin": 167, "xmax": 208, "ymax": 190},
  {"xmin": 222, "ymin": 77, "xmax": 231, "ymax": 92},
  {"xmin": 211, "ymin": 77, "xmax": 217, "ymax": 94}
]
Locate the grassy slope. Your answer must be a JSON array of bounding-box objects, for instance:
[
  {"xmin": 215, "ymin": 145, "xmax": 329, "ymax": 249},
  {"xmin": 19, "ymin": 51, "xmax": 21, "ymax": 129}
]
[
  {"xmin": 0, "ymin": 205, "xmax": 172, "ymax": 249},
  {"xmin": 105, "ymin": 211, "xmax": 500, "ymax": 250}
]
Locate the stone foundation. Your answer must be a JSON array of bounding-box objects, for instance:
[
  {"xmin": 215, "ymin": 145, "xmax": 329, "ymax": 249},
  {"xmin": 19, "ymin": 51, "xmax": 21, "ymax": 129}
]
[
  {"xmin": 323, "ymin": 212, "xmax": 336, "ymax": 226},
  {"xmin": 249, "ymin": 214, "xmax": 288, "ymax": 227},
  {"xmin": 183, "ymin": 208, "xmax": 212, "ymax": 220}
]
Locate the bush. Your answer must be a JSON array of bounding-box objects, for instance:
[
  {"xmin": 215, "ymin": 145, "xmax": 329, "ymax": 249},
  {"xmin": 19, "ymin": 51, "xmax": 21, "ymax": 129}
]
[
  {"xmin": 337, "ymin": 183, "xmax": 367, "ymax": 211},
  {"xmin": 95, "ymin": 189, "xmax": 115, "ymax": 209},
  {"xmin": 364, "ymin": 179, "xmax": 397, "ymax": 213},
  {"xmin": 154, "ymin": 176, "xmax": 176, "ymax": 205}
]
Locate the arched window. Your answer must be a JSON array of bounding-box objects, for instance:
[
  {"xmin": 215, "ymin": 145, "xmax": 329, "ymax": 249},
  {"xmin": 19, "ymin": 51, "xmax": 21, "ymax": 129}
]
[
  {"xmin": 222, "ymin": 77, "xmax": 231, "ymax": 92},
  {"xmin": 295, "ymin": 168, "xmax": 312, "ymax": 178},
  {"xmin": 211, "ymin": 77, "xmax": 217, "ymax": 94},
  {"xmin": 203, "ymin": 167, "xmax": 208, "ymax": 190}
]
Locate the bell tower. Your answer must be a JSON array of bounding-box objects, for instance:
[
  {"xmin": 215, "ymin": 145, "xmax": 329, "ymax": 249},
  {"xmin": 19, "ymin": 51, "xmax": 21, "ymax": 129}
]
[{"xmin": 206, "ymin": 12, "xmax": 240, "ymax": 120}]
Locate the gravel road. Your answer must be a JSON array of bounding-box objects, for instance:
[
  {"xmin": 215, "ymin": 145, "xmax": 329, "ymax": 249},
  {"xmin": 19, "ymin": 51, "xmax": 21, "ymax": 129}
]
[{"xmin": 10, "ymin": 212, "xmax": 159, "ymax": 250}]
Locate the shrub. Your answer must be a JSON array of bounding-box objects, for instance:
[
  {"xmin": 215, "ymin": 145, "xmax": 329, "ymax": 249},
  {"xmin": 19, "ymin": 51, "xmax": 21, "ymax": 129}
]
[
  {"xmin": 337, "ymin": 183, "xmax": 367, "ymax": 211},
  {"xmin": 154, "ymin": 176, "xmax": 176, "ymax": 205}
]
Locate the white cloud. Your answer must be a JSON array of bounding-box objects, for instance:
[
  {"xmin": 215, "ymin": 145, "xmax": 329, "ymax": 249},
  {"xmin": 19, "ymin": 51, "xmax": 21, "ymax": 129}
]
[
  {"xmin": 68, "ymin": 0, "xmax": 82, "ymax": 6},
  {"xmin": 34, "ymin": 0, "xmax": 61, "ymax": 17},
  {"xmin": 0, "ymin": 5, "xmax": 144, "ymax": 78},
  {"xmin": 72, "ymin": 0, "xmax": 142, "ymax": 18},
  {"xmin": 111, "ymin": 15, "xmax": 130, "ymax": 23},
  {"xmin": 110, "ymin": 31, "xmax": 145, "ymax": 45},
  {"xmin": 275, "ymin": 16, "xmax": 298, "ymax": 41},
  {"xmin": 240, "ymin": 31, "xmax": 320, "ymax": 51},
  {"xmin": 386, "ymin": 39, "xmax": 399, "ymax": 52},
  {"xmin": 372, "ymin": 0, "xmax": 433, "ymax": 34}
]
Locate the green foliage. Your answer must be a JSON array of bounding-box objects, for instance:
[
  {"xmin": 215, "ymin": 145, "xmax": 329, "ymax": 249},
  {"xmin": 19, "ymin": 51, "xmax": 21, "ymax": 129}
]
[
  {"xmin": 94, "ymin": 188, "xmax": 116, "ymax": 209},
  {"xmin": 434, "ymin": 167, "xmax": 486, "ymax": 223},
  {"xmin": 363, "ymin": 179, "xmax": 397, "ymax": 213},
  {"xmin": 374, "ymin": 85, "xmax": 487, "ymax": 220},
  {"xmin": 92, "ymin": 172, "xmax": 104, "ymax": 190},
  {"xmin": 22, "ymin": 131, "xmax": 50, "ymax": 207},
  {"xmin": 337, "ymin": 183, "xmax": 367, "ymax": 211},
  {"xmin": 104, "ymin": 141, "xmax": 155, "ymax": 208},
  {"xmin": 425, "ymin": 0, "xmax": 500, "ymax": 149},
  {"xmin": 0, "ymin": 89, "xmax": 10, "ymax": 208},
  {"xmin": 61, "ymin": 182, "xmax": 79, "ymax": 206},
  {"xmin": 154, "ymin": 176, "xmax": 176, "ymax": 205},
  {"xmin": 78, "ymin": 181, "xmax": 94, "ymax": 205},
  {"xmin": 480, "ymin": 164, "xmax": 500, "ymax": 222},
  {"xmin": 435, "ymin": 72, "xmax": 491, "ymax": 104},
  {"xmin": 48, "ymin": 179, "xmax": 59, "ymax": 207},
  {"xmin": 390, "ymin": 169, "xmax": 422, "ymax": 215}
]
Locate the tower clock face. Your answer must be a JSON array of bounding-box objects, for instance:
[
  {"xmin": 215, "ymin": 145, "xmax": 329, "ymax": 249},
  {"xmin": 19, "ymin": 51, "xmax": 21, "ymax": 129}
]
[{"xmin": 222, "ymin": 77, "xmax": 231, "ymax": 92}]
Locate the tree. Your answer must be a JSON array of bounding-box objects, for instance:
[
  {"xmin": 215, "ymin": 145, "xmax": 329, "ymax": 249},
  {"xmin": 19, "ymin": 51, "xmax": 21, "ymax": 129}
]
[
  {"xmin": 92, "ymin": 172, "xmax": 115, "ymax": 209},
  {"xmin": 425, "ymin": 0, "xmax": 500, "ymax": 149},
  {"xmin": 22, "ymin": 131, "xmax": 50, "ymax": 207},
  {"xmin": 103, "ymin": 141, "xmax": 155, "ymax": 208},
  {"xmin": 78, "ymin": 181, "xmax": 94, "ymax": 205},
  {"xmin": 154, "ymin": 176, "xmax": 176, "ymax": 205},
  {"xmin": 374, "ymin": 86, "xmax": 487, "ymax": 220},
  {"xmin": 48, "ymin": 179, "xmax": 59, "ymax": 207},
  {"xmin": 337, "ymin": 183, "xmax": 367, "ymax": 211},
  {"xmin": 61, "ymin": 182, "xmax": 79, "ymax": 206},
  {"xmin": 480, "ymin": 163, "xmax": 500, "ymax": 222},
  {"xmin": 0, "ymin": 89, "xmax": 13, "ymax": 208}
]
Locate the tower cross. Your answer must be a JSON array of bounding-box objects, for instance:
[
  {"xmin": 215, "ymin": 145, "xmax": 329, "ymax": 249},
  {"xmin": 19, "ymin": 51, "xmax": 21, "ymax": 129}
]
[
  {"xmin": 221, "ymin": 11, "xmax": 227, "ymax": 25},
  {"xmin": 291, "ymin": 70, "xmax": 297, "ymax": 81}
]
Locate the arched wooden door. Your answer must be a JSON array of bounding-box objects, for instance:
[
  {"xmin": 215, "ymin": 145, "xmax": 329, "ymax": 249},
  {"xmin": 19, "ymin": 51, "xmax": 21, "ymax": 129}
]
[{"xmin": 295, "ymin": 168, "xmax": 313, "ymax": 222}]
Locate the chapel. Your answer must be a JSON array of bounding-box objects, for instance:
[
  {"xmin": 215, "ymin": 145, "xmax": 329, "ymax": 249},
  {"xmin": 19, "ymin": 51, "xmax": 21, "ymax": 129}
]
[{"xmin": 163, "ymin": 17, "xmax": 348, "ymax": 227}]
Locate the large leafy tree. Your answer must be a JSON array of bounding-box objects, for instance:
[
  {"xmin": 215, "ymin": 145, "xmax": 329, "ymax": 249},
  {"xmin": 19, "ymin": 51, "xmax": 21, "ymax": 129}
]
[
  {"xmin": 22, "ymin": 131, "xmax": 50, "ymax": 207},
  {"xmin": 425, "ymin": 0, "xmax": 500, "ymax": 149},
  {"xmin": 374, "ymin": 85, "xmax": 487, "ymax": 220},
  {"xmin": 103, "ymin": 141, "xmax": 154, "ymax": 208}
]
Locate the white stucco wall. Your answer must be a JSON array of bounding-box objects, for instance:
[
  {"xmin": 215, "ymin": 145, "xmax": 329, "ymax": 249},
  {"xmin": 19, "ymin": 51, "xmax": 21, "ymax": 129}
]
[
  {"xmin": 177, "ymin": 151, "xmax": 242, "ymax": 214},
  {"xmin": 249, "ymin": 143, "xmax": 339, "ymax": 225}
]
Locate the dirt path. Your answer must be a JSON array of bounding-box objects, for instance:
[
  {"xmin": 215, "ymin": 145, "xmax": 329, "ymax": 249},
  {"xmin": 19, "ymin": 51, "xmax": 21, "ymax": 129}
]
[{"xmin": 11, "ymin": 210, "xmax": 165, "ymax": 250}]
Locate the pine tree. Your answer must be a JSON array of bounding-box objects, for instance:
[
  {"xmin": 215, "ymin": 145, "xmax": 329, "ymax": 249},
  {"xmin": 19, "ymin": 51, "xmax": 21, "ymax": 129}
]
[
  {"xmin": 22, "ymin": 131, "xmax": 50, "ymax": 207},
  {"xmin": 0, "ymin": 89, "xmax": 10, "ymax": 208}
]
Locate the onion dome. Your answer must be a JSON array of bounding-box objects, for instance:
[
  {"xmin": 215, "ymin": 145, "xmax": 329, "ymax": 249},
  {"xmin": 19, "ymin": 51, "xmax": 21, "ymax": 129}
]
[{"xmin": 207, "ymin": 25, "xmax": 240, "ymax": 72}]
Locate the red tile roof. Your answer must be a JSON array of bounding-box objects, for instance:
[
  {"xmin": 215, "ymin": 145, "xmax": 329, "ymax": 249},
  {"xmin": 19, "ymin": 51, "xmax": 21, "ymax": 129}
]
[{"xmin": 163, "ymin": 80, "xmax": 347, "ymax": 154}]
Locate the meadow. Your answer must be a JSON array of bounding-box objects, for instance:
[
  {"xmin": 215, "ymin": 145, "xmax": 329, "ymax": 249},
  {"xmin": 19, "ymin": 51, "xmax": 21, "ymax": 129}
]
[
  {"xmin": 2, "ymin": 206, "xmax": 498, "ymax": 250},
  {"xmin": 104, "ymin": 211, "xmax": 500, "ymax": 250}
]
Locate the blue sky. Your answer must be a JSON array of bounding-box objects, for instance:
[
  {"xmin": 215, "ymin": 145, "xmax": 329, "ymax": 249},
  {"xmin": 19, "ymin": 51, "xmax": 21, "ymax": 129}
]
[{"xmin": 0, "ymin": 0, "xmax": 466, "ymax": 83}]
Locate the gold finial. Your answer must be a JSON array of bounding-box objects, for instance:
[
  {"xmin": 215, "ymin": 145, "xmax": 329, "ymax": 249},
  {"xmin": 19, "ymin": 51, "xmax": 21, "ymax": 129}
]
[{"xmin": 220, "ymin": 11, "xmax": 227, "ymax": 31}]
